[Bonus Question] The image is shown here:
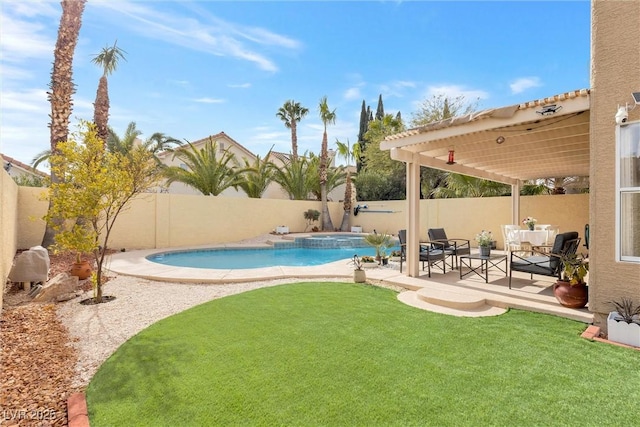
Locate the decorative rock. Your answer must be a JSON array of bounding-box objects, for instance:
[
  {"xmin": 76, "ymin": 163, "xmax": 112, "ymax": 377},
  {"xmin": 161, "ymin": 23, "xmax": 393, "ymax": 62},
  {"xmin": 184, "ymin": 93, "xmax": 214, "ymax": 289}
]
[
  {"xmin": 8, "ymin": 246, "xmax": 50, "ymax": 283},
  {"xmin": 33, "ymin": 273, "xmax": 80, "ymax": 303}
]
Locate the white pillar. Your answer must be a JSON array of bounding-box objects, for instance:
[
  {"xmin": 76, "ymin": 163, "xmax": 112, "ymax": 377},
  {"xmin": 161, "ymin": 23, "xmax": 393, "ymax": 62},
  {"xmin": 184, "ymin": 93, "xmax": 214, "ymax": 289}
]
[{"xmin": 406, "ymin": 158, "xmax": 421, "ymax": 277}]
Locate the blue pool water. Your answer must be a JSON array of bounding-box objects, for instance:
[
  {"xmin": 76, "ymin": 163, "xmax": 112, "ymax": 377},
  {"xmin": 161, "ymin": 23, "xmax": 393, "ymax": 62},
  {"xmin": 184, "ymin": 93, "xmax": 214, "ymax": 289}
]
[{"xmin": 147, "ymin": 235, "xmax": 399, "ymax": 269}]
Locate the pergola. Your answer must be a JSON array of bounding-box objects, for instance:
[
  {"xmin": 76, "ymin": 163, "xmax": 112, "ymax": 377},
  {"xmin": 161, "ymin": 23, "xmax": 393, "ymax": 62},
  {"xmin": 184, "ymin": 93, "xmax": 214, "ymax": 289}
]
[{"xmin": 380, "ymin": 88, "xmax": 590, "ymax": 277}]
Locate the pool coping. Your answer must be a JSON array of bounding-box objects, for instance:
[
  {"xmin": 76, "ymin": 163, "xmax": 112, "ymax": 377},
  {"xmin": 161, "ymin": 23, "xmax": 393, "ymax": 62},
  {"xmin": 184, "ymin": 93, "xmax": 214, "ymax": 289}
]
[{"xmin": 105, "ymin": 236, "xmax": 399, "ymax": 284}]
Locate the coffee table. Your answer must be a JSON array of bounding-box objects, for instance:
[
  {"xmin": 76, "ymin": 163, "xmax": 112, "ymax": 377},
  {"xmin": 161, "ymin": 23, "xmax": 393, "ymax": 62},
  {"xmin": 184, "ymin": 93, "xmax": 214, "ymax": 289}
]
[{"xmin": 459, "ymin": 253, "xmax": 507, "ymax": 283}]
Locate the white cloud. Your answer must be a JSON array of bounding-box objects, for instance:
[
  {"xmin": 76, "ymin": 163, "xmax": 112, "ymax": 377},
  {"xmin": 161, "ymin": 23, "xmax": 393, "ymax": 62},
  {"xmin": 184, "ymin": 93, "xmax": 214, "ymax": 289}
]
[
  {"xmin": 228, "ymin": 83, "xmax": 251, "ymax": 89},
  {"xmin": 424, "ymin": 84, "xmax": 489, "ymax": 101},
  {"xmin": 509, "ymin": 77, "xmax": 542, "ymax": 94},
  {"xmin": 343, "ymin": 87, "xmax": 361, "ymax": 101},
  {"xmin": 91, "ymin": 0, "xmax": 300, "ymax": 73},
  {"xmin": 193, "ymin": 97, "xmax": 225, "ymax": 104}
]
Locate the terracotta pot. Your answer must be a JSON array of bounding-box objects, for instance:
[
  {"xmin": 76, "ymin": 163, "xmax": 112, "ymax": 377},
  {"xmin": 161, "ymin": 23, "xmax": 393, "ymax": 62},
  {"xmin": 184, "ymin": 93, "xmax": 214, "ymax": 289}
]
[
  {"xmin": 70, "ymin": 260, "xmax": 92, "ymax": 280},
  {"xmin": 553, "ymin": 280, "xmax": 588, "ymax": 308}
]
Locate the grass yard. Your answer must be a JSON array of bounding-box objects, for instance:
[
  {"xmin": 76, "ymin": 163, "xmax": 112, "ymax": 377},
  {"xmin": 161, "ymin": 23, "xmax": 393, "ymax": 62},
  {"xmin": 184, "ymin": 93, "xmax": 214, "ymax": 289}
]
[{"xmin": 87, "ymin": 282, "xmax": 639, "ymax": 426}]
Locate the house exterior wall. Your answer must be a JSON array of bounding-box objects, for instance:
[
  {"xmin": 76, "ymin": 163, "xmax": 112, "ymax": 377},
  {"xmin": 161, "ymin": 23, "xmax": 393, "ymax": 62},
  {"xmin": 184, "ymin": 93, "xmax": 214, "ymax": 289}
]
[{"xmin": 589, "ymin": 0, "xmax": 640, "ymax": 329}]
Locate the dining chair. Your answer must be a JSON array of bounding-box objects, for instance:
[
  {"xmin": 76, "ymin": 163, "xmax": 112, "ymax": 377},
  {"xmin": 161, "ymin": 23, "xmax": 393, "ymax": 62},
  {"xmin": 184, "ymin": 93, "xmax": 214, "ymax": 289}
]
[{"xmin": 501, "ymin": 224, "xmax": 522, "ymax": 253}]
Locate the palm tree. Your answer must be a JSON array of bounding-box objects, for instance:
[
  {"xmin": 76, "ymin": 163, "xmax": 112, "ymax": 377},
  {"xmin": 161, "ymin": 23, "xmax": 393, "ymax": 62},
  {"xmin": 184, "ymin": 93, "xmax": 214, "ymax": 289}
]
[
  {"xmin": 318, "ymin": 96, "xmax": 336, "ymax": 231},
  {"xmin": 91, "ymin": 40, "xmax": 127, "ymax": 144},
  {"xmin": 335, "ymin": 138, "xmax": 360, "ymax": 231},
  {"xmin": 430, "ymin": 174, "xmax": 510, "ymax": 198},
  {"xmin": 31, "ymin": 122, "xmax": 181, "ymax": 169},
  {"xmin": 270, "ymin": 155, "xmax": 315, "ymax": 200},
  {"xmin": 236, "ymin": 149, "xmax": 276, "ymax": 198},
  {"xmin": 161, "ymin": 138, "xmax": 240, "ymax": 196},
  {"xmin": 306, "ymin": 154, "xmax": 347, "ymax": 201},
  {"xmin": 42, "ymin": 0, "xmax": 87, "ymax": 248},
  {"xmin": 276, "ymin": 100, "xmax": 309, "ymax": 161}
]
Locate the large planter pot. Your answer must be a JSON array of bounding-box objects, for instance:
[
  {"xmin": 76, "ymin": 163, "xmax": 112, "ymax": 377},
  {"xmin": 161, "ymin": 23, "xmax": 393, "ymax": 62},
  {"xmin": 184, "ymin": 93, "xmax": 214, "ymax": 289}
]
[
  {"xmin": 69, "ymin": 260, "xmax": 92, "ymax": 280},
  {"xmin": 479, "ymin": 246, "xmax": 491, "ymax": 257},
  {"xmin": 353, "ymin": 269, "xmax": 366, "ymax": 283},
  {"xmin": 607, "ymin": 312, "xmax": 640, "ymax": 347},
  {"xmin": 553, "ymin": 280, "xmax": 588, "ymax": 308}
]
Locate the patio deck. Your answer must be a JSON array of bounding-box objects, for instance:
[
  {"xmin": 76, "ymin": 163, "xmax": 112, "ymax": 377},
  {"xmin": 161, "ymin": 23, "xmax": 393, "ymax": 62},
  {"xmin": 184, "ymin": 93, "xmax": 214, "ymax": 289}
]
[{"xmin": 106, "ymin": 242, "xmax": 592, "ymax": 324}]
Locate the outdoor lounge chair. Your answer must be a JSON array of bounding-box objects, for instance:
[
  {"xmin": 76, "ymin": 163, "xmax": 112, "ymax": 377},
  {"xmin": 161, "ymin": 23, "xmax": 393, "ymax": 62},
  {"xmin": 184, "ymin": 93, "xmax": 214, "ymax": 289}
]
[
  {"xmin": 398, "ymin": 230, "xmax": 447, "ymax": 277},
  {"xmin": 508, "ymin": 231, "xmax": 581, "ymax": 289},
  {"xmin": 427, "ymin": 228, "xmax": 470, "ymax": 269}
]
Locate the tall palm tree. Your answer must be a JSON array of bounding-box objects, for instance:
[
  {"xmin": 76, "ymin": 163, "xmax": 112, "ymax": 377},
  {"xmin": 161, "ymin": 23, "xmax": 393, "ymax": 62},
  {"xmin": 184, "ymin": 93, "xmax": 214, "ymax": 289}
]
[
  {"xmin": 42, "ymin": 0, "xmax": 87, "ymax": 248},
  {"xmin": 91, "ymin": 40, "xmax": 127, "ymax": 144},
  {"xmin": 276, "ymin": 100, "xmax": 309, "ymax": 161},
  {"xmin": 335, "ymin": 138, "xmax": 360, "ymax": 231},
  {"xmin": 161, "ymin": 138, "xmax": 240, "ymax": 196},
  {"xmin": 318, "ymin": 96, "xmax": 336, "ymax": 231}
]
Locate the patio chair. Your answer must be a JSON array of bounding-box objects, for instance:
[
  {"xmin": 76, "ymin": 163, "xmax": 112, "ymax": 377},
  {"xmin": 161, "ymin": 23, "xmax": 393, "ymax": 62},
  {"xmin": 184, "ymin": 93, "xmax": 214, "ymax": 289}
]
[
  {"xmin": 427, "ymin": 228, "xmax": 470, "ymax": 269},
  {"xmin": 508, "ymin": 231, "xmax": 581, "ymax": 289},
  {"xmin": 398, "ymin": 230, "xmax": 447, "ymax": 277}
]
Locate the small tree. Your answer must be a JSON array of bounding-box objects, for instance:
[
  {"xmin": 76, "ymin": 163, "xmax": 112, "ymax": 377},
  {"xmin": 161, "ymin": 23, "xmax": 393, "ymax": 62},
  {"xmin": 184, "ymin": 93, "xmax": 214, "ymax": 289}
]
[
  {"xmin": 303, "ymin": 209, "xmax": 321, "ymax": 232},
  {"xmin": 45, "ymin": 122, "xmax": 162, "ymax": 303}
]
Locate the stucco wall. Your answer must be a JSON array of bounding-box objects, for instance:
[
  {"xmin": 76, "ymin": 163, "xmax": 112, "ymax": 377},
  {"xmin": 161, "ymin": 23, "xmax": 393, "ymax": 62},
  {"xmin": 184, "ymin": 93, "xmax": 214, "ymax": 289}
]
[
  {"xmin": 16, "ymin": 186, "xmax": 588, "ymax": 252},
  {"xmin": 590, "ymin": 0, "xmax": 640, "ymax": 328},
  {"xmin": 1, "ymin": 169, "xmax": 19, "ymax": 310}
]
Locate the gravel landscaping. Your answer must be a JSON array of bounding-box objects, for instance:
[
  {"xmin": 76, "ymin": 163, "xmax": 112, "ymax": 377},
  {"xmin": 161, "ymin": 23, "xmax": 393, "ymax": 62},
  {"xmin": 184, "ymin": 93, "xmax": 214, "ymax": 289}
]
[{"xmin": 1, "ymin": 236, "xmax": 403, "ymax": 425}]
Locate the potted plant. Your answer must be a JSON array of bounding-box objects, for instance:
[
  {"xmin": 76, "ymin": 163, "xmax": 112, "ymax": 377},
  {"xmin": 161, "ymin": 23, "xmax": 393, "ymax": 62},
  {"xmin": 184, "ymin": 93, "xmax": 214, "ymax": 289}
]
[
  {"xmin": 522, "ymin": 216, "xmax": 537, "ymax": 231},
  {"xmin": 552, "ymin": 253, "xmax": 588, "ymax": 308},
  {"xmin": 303, "ymin": 209, "xmax": 320, "ymax": 232},
  {"xmin": 52, "ymin": 224, "xmax": 95, "ymax": 280},
  {"xmin": 351, "ymin": 255, "xmax": 366, "ymax": 283},
  {"xmin": 475, "ymin": 230, "xmax": 493, "ymax": 256},
  {"xmin": 607, "ymin": 298, "xmax": 640, "ymax": 347},
  {"xmin": 360, "ymin": 255, "xmax": 379, "ymax": 269},
  {"xmin": 363, "ymin": 231, "xmax": 391, "ymax": 263},
  {"xmin": 389, "ymin": 250, "xmax": 402, "ymax": 262}
]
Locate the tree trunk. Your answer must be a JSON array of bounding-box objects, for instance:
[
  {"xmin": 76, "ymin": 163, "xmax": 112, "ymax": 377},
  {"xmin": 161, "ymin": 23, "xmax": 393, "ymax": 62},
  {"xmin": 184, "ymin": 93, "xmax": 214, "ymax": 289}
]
[
  {"xmin": 42, "ymin": 0, "xmax": 87, "ymax": 248},
  {"xmin": 320, "ymin": 131, "xmax": 333, "ymax": 231},
  {"xmin": 93, "ymin": 75, "xmax": 110, "ymax": 144}
]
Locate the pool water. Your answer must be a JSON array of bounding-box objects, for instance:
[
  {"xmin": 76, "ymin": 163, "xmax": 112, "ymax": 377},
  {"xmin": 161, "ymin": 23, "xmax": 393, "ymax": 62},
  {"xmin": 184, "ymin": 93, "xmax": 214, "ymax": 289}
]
[{"xmin": 147, "ymin": 246, "xmax": 399, "ymax": 269}]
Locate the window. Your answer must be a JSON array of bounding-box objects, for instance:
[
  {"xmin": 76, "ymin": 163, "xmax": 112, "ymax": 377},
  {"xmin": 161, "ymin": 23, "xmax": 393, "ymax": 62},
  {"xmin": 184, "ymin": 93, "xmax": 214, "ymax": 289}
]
[
  {"xmin": 219, "ymin": 142, "xmax": 225, "ymax": 152},
  {"xmin": 617, "ymin": 120, "xmax": 640, "ymax": 262}
]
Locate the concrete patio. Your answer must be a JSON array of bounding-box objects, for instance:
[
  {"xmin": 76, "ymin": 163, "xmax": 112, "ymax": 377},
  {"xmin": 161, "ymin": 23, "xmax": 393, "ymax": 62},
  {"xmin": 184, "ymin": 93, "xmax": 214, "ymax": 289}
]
[{"xmin": 106, "ymin": 242, "xmax": 592, "ymax": 324}]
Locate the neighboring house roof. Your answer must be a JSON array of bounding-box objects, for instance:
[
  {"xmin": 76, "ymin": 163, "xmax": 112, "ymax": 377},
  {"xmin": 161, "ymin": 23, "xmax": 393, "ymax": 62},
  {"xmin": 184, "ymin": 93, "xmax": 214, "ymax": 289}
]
[
  {"xmin": 1, "ymin": 154, "xmax": 48, "ymax": 177},
  {"xmin": 381, "ymin": 88, "xmax": 591, "ymax": 184},
  {"xmin": 157, "ymin": 131, "xmax": 257, "ymax": 161}
]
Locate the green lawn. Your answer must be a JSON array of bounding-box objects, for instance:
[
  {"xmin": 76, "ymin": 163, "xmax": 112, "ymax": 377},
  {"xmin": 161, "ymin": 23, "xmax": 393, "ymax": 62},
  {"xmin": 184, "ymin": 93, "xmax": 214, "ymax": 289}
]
[{"xmin": 87, "ymin": 282, "xmax": 639, "ymax": 426}]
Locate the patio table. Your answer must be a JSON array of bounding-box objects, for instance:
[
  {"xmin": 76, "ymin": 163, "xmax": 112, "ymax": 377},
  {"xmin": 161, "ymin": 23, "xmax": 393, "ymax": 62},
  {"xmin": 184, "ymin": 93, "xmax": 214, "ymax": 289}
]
[
  {"xmin": 459, "ymin": 253, "xmax": 507, "ymax": 283},
  {"xmin": 519, "ymin": 230, "xmax": 548, "ymax": 246}
]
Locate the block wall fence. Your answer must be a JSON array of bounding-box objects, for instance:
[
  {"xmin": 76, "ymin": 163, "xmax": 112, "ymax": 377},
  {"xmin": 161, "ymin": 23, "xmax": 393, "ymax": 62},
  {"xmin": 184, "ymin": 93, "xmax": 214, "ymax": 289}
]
[{"xmin": 2, "ymin": 181, "xmax": 590, "ymax": 311}]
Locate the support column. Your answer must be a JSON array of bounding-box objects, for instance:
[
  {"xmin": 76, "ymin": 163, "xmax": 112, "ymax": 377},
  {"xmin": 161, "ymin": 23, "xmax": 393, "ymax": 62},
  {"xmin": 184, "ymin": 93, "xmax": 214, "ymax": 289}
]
[
  {"xmin": 511, "ymin": 181, "xmax": 521, "ymax": 225},
  {"xmin": 406, "ymin": 158, "xmax": 421, "ymax": 277}
]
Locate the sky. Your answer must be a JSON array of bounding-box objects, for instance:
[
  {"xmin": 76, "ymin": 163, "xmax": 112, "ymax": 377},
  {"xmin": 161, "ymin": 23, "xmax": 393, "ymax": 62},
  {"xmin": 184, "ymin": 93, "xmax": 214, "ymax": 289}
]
[{"xmin": 0, "ymin": 0, "xmax": 592, "ymax": 170}]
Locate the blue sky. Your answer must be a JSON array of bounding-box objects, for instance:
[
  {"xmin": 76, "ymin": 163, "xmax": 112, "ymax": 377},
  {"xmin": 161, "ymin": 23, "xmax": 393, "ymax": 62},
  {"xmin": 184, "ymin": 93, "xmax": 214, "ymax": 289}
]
[{"xmin": 1, "ymin": 0, "xmax": 591, "ymax": 169}]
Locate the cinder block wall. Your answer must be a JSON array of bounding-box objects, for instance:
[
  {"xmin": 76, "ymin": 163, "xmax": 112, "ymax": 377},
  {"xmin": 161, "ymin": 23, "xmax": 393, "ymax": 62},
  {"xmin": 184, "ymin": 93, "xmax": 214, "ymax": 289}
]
[{"xmin": 1, "ymin": 170, "xmax": 19, "ymax": 310}]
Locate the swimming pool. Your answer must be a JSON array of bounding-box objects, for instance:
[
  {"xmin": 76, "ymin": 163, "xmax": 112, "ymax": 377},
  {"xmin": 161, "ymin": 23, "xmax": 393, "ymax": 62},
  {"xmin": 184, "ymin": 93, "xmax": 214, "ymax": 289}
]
[{"xmin": 147, "ymin": 234, "xmax": 400, "ymax": 269}]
